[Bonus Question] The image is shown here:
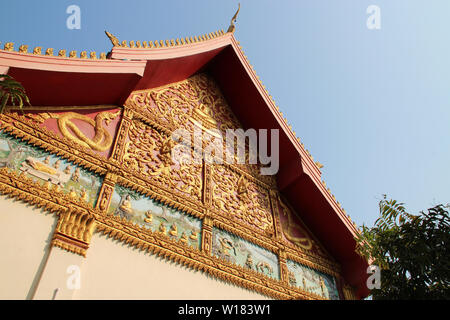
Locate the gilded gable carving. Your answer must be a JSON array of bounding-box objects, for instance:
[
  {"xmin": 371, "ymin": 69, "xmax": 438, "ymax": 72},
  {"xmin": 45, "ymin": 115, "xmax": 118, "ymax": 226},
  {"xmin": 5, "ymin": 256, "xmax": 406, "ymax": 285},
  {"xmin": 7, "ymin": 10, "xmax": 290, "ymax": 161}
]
[
  {"xmin": 107, "ymin": 184, "xmax": 203, "ymax": 250},
  {"xmin": 24, "ymin": 107, "xmax": 122, "ymax": 158},
  {"xmin": 126, "ymin": 74, "xmax": 277, "ymax": 188},
  {"xmin": 0, "ymin": 73, "xmax": 343, "ymax": 300},
  {"xmin": 127, "ymin": 74, "xmax": 241, "ymax": 135},
  {"xmin": 211, "ymin": 165, "xmax": 273, "ymax": 235},
  {"xmin": 123, "ymin": 119, "xmax": 203, "ymax": 202}
]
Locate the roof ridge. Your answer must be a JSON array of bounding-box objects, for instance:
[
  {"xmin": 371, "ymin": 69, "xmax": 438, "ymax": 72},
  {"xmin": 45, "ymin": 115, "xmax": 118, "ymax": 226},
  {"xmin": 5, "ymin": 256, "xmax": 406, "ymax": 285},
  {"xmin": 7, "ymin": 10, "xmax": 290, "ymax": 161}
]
[
  {"xmin": 105, "ymin": 29, "xmax": 228, "ymax": 49},
  {"xmin": 0, "ymin": 42, "xmax": 108, "ymax": 60}
]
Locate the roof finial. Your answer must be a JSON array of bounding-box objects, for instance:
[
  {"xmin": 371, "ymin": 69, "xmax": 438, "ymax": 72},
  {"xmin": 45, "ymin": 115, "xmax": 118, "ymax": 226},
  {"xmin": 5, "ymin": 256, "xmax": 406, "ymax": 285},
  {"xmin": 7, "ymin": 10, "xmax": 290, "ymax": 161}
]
[
  {"xmin": 227, "ymin": 3, "xmax": 240, "ymax": 33},
  {"xmin": 105, "ymin": 31, "xmax": 120, "ymax": 47}
]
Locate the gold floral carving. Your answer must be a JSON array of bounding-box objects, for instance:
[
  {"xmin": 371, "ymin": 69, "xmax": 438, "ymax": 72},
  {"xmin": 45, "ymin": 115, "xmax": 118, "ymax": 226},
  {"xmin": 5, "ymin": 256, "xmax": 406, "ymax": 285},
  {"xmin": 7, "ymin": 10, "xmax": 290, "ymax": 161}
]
[
  {"xmin": 278, "ymin": 250, "xmax": 289, "ymax": 285},
  {"xmin": 342, "ymin": 285, "xmax": 357, "ymax": 300},
  {"xmin": 97, "ymin": 184, "xmax": 114, "ymax": 213},
  {"xmin": 123, "ymin": 119, "xmax": 202, "ymax": 202},
  {"xmin": 201, "ymin": 212, "xmax": 213, "ymax": 254},
  {"xmin": 269, "ymin": 189, "xmax": 282, "ymax": 239},
  {"xmin": 0, "ymin": 73, "xmax": 344, "ymax": 299}
]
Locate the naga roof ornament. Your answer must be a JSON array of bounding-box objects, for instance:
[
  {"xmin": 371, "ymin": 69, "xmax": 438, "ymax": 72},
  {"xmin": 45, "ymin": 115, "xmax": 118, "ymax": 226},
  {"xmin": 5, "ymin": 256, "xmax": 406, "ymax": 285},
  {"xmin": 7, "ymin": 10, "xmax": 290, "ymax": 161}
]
[
  {"xmin": 104, "ymin": 3, "xmax": 241, "ymax": 49},
  {"xmin": 227, "ymin": 3, "xmax": 241, "ymax": 33}
]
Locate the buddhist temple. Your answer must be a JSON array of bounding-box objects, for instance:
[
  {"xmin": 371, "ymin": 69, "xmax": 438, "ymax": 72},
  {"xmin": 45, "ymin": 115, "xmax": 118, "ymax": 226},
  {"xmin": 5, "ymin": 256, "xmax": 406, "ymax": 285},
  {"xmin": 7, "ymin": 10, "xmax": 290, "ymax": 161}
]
[{"xmin": 0, "ymin": 8, "xmax": 369, "ymax": 300}]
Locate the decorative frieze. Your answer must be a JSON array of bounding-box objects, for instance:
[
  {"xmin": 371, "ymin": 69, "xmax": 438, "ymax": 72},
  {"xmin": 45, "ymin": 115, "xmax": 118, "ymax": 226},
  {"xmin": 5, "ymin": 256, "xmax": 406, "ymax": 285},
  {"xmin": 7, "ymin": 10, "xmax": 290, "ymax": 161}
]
[{"xmin": 0, "ymin": 73, "xmax": 342, "ymax": 299}]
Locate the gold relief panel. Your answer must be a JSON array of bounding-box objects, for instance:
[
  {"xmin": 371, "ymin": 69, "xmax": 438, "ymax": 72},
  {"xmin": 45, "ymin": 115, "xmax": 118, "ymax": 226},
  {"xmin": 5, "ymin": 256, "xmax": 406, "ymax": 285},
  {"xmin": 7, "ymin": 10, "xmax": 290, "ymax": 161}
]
[
  {"xmin": 125, "ymin": 73, "xmax": 277, "ymax": 189},
  {"xmin": 0, "ymin": 112, "xmax": 109, "ymax": 175},
  {"xmin": 122, "ymin": 119, "xmax": 203, "ymax": 203},
  {"xmin": 211, "ymin": 165, "xmax": 274, "ymax": 236},
  {"xmin": 126, "ymin": 73, "xmax": 242, "ymax": 135},
  {"xmin": 0, "ymin": 130, "xmax": 103, "ymax": 208},
  {"xmin": 106, "ymin": 183, "xmax": 203, "ymax": 251},
  {"xmin": 23, "ymin": 107, "xmax": 122, "ymax": 158}
]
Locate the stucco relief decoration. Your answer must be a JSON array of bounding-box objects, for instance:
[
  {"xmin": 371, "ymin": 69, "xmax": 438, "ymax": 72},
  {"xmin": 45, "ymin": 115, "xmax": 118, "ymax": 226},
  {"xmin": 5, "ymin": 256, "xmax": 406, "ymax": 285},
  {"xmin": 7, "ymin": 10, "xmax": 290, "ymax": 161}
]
[
  {"xmin": 122, "ymin": 119, "xmax": 202, "ymax": 202},
  {"xmin": 107, "ymin": 184, "xmax": 202, "ymax": 250},
  {"xmin": 286, "ymin": 259, "xmax": 340, "ymax": 300},
  {"xmin": 24, "ymin": 108, "xmax": 122, "ymax": 158},
  {"xmin": 0, "ymin": 69, "xmax": 343, "ymax": 299},
  {"xmin": 126, "ymin": 73, "xmax": 276, "ymax": 187},
  {"xmin": 211, "ymin": 165, "xmax": 273, "ymax": 234},
  {"xmin": 212, "ymin": 227, "xmax": 279, "ymax": 280},
  {"xmin": 276, "ymin": 196, "xmax": 330, "ymax": 258},
  {"xmin": 0, "ymin": 131, "xmax": 103, "ymax": 208}
]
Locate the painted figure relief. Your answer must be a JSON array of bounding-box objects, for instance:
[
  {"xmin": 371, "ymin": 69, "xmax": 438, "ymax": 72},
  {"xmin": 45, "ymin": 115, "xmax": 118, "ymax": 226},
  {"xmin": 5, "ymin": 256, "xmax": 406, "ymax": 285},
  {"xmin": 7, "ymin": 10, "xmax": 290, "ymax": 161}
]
[
  {"xmin": 0, "ymin": 14, "xmax": 368, "ymax": 299},
  {"xmin": 286, "ymin": 259, "xmax": 339, "ymax": 300},
  {"xmin": 212, "ymin": 227, "xmax": 279, "ymax": 280},
  {"xmin": 0, "ymin": 131, "xmax": 103, "ymax": 207},
  {"xmin": 108, "ymin": 185, "xmax": 202, "ymax": 250}
]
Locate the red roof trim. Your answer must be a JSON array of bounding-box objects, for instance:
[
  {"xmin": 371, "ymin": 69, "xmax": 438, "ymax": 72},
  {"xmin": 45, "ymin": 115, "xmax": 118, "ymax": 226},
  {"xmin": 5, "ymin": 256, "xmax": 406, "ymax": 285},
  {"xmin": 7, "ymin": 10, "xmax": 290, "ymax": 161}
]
[{"xmin": 0, "ymin": 50, "xmax": 146, "ymax": 75}]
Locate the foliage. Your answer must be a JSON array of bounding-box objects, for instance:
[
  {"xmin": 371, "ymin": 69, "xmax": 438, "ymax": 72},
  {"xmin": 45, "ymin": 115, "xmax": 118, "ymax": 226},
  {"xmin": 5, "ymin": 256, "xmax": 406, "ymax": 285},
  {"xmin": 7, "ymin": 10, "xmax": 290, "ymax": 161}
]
[
  {"xmin": 114, "ymin": 184, "xmax": 140, "ymax": 201},
  {"xmin": 0, "ymin": 74, "xmax": 31, "ymax": 113},
  {"xmin": 355, "ymin": 195, "xmax": 450, "ymax": 299}
]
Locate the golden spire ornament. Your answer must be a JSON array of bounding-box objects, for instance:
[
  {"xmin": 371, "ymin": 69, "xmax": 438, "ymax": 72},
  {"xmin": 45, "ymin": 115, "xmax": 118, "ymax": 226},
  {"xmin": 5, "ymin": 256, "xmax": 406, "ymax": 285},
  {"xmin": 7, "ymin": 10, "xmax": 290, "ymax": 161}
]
[
  {"xmin": 227, "ymin": 3, "xmax": 240, "ymax": 33},
  {"xmin": 105, "ymin": 31, "xmax": 120, "ymax": 47}
]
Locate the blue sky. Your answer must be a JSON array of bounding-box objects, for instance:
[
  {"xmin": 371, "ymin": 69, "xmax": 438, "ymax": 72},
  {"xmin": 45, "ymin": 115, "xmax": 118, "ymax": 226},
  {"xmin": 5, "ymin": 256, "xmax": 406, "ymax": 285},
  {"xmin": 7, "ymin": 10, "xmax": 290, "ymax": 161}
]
[{"xmin": 1, "ymin": 0, "xmax": 449, "ymax": 227}]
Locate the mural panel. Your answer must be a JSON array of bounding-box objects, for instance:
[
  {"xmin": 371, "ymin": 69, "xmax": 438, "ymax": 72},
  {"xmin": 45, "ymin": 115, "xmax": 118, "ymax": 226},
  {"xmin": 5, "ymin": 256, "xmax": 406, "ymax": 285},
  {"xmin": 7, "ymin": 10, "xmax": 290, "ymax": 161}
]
[
  {"xmin": 0, "ymin": 131, "xmax": 103, "ymax": 207},
  {"xmin": 108, "ymin": 185, "xmax": 202, "ymax": 250},
  {"xmin": 287, "ymin": 259, "xmax": 339, "ymax": 300},
  {"xmin": 212, "ymin": 227, "xmax": 279, "ymax": 280},
  {"xmin": 126, "ymin": 73, "xmax": 276, "ymax": 187}
]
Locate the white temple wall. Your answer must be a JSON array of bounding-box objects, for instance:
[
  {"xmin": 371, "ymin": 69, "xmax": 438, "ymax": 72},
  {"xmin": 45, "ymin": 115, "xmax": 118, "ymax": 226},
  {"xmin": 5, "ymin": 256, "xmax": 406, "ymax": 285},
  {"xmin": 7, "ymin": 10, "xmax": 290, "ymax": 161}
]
[
  {"xmin": 0, "ymin": 195, "xmax": 56, "ymax": 299},
  {"xmin": 0, "ymin": 195, "xmax": 268, "ymax": 300}
]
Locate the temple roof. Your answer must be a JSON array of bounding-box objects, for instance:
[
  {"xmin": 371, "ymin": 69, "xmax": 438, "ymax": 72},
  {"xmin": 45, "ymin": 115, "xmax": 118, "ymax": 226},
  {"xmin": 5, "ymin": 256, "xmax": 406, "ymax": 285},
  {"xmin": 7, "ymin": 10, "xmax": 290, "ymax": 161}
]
[{"xmin": 0, "ymin": 15, "xmax": 369, "ymax": 298}]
